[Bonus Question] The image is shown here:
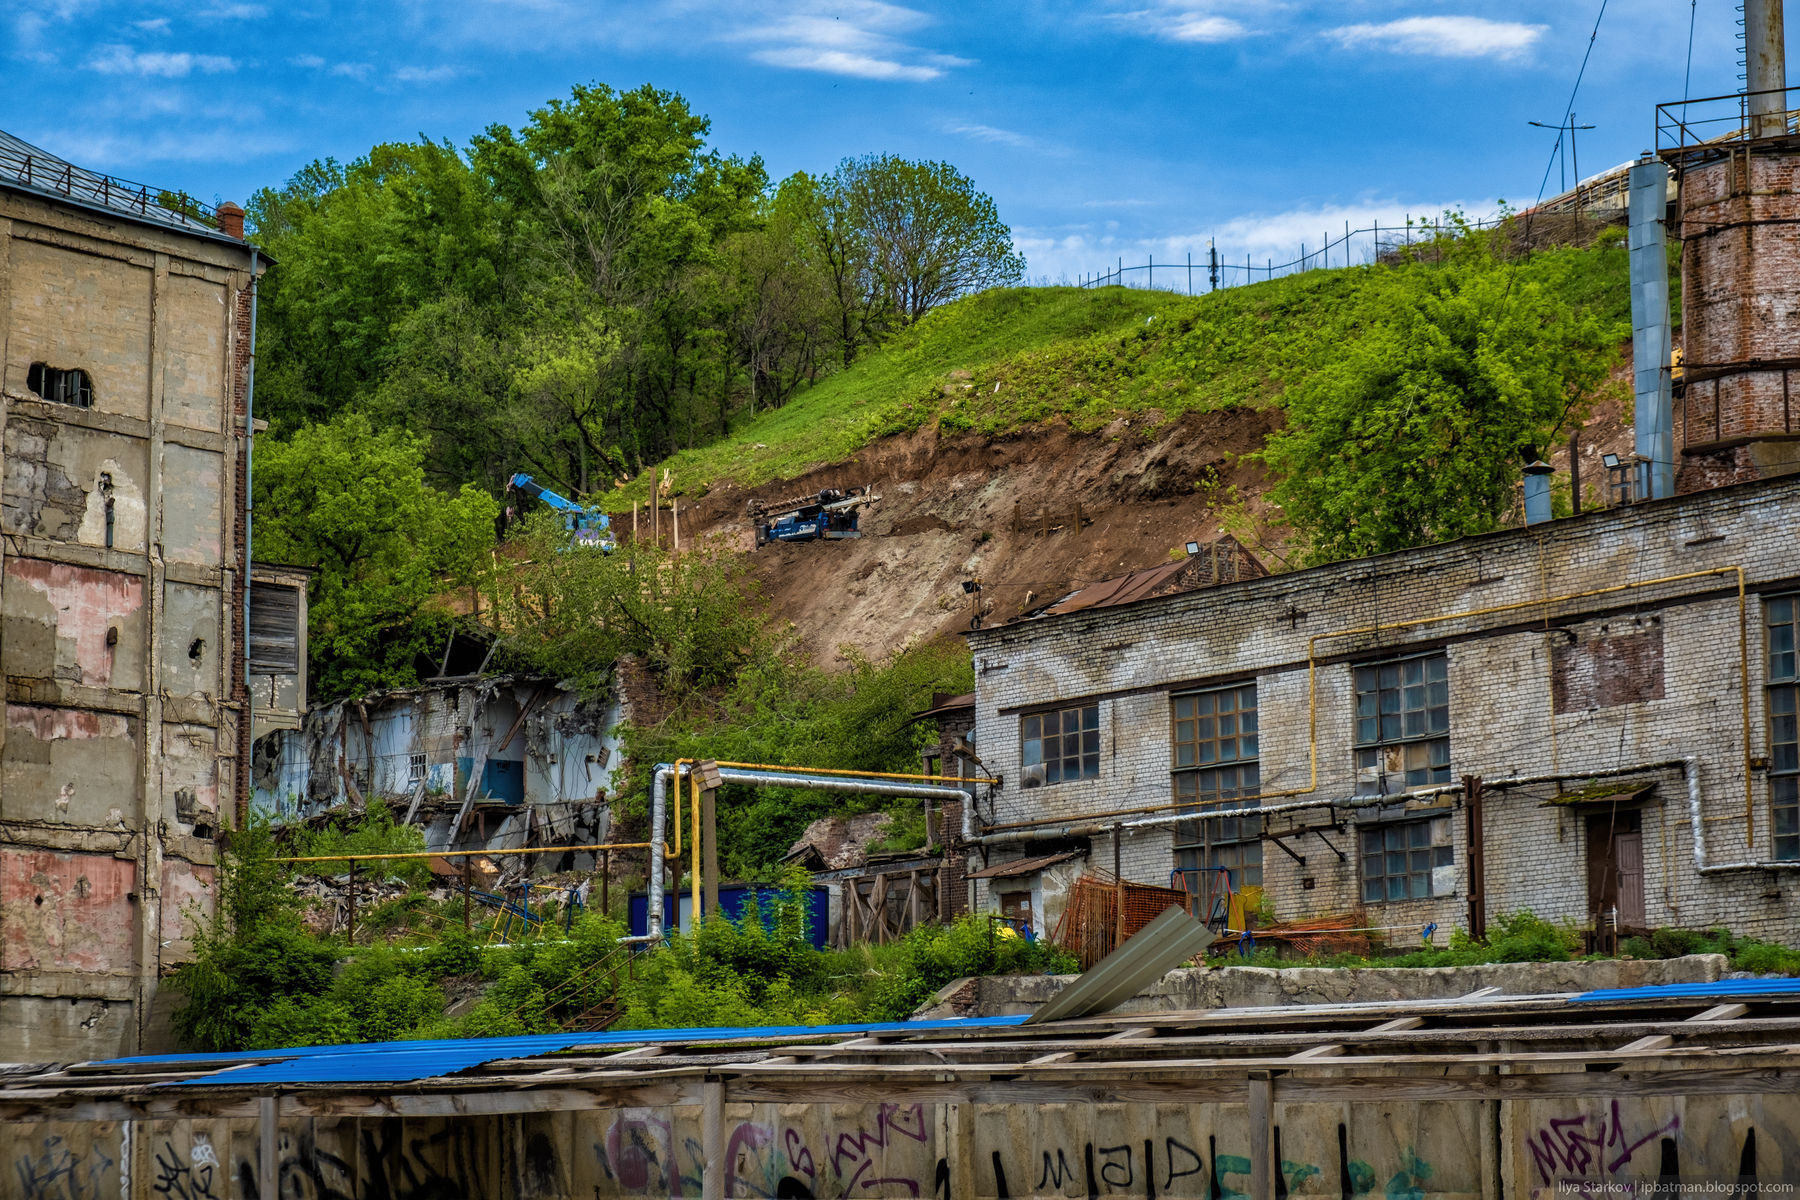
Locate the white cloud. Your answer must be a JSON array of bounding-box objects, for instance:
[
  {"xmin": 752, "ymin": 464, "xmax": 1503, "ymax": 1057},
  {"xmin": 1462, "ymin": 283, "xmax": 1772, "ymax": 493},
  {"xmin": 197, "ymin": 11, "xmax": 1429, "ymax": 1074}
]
[
  {"xmin": 133, "ymin": 17, "xmax": 171, "ymax": 33},
  {"xmin": 732, "ymin": 1, "xmax": 967, "ymax": 82},
  {"xmin": 1326, "ymin": 16, "xmax": 1545, "ymax": 61},
  {"xmin": 90, "ymin": 45, "xmax": 237, "ymax": 76},
  {"xmin": 332, "ymin": 62, "xmax": 375, "ymax": 81},
  {"xmin": 943, "ymin": 122, "xmax": 1037, "ymax": 149},
  {"xmin": 1106, "ymin": 3, "xmax": 1254, "ymax": 44},
  {"xmin": 197, "ymin": 3, "xmax": 267, "ymax": 17},
  {"xmin": 290, "ymin": 53, "xmax": 326, "ymax": 68},
  {"xmin": 393, "ymin": 64, "xmax": 457, "ymax": 83}
]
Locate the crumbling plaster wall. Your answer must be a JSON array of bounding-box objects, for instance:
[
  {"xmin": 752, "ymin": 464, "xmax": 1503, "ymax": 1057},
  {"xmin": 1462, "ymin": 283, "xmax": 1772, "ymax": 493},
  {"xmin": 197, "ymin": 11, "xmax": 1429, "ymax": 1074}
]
[
  {"xmin": 970, "ymin": 475, "xmax": 1800, "ymax": 943},
  {"xmin": 0, "ymin": 188, "xmax": 258, "ymax": 1057}
]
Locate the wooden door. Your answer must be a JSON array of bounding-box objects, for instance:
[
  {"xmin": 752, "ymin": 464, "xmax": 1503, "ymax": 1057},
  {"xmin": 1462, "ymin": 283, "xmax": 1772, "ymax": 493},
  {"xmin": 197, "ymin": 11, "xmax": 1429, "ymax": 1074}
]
[{"xmin": 1586, "ymin": 809, "xmax": 1645, "ymax": 931}]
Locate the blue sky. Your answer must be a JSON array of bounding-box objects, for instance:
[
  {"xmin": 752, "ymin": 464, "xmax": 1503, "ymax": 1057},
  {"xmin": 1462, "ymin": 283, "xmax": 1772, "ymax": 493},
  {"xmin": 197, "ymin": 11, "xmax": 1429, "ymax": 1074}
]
[{"xmin": 4, "ymin": 1, "xmax": 1755, "ymax": 285}]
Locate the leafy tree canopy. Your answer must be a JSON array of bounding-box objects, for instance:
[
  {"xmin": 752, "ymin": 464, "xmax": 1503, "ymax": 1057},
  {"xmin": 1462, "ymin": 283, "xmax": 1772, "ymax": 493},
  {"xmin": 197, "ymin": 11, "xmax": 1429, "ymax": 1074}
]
[
  {"xmin": 1259, "ymin": 225, "xmax": 1620, "ymax": 564},
  {"xmin": 254, "ymin": 411, "xmax": 499, "ymax": 697}
]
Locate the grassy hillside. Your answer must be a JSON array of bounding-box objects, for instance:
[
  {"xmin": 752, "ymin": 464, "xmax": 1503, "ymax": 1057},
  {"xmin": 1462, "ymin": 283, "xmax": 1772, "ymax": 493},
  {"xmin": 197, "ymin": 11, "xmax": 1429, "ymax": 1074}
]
[{"xmin": 624, "ymin": 232, "xmax": 1635, "ymax": 499}]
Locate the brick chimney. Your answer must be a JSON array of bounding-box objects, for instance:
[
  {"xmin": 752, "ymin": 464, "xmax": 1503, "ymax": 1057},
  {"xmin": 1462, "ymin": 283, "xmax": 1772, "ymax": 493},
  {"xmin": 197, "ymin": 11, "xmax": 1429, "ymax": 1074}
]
[{"xmin": 216, "ymin": 201, "xmax": 245, "ymax": 239}]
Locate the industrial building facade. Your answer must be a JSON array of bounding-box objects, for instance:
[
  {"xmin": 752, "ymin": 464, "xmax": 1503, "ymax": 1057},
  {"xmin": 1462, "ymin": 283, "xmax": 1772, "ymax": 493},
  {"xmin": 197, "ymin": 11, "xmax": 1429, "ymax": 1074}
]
[
  {"xmin": 0, "ymin": 134, "xmax": 296, "ymax": 1057},
  {"xmin": 967, "ymin": 477, "xmax": 1800, "ymax": 944}
]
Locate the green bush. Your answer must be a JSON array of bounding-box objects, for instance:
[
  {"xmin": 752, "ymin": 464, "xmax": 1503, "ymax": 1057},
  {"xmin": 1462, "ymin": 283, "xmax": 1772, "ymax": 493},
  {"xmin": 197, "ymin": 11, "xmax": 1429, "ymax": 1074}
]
[
  {"xmin": 295, "ymin": 798, "xmax": 431, "ymax": 887},
  {"xmin": 869, "ymin": 917, "xmax": 1077, "ymax": 1021}
]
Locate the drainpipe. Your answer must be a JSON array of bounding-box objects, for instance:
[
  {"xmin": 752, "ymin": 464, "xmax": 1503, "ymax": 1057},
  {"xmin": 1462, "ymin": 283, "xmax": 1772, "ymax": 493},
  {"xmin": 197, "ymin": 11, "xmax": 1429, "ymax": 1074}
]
[
  {"xmin": 241, "ymin": 248, "xmax": 259, "ymax": 825},
  {"xmin": 1686, "ymin": 755, "xmax": 1800, "ymax": 873}
]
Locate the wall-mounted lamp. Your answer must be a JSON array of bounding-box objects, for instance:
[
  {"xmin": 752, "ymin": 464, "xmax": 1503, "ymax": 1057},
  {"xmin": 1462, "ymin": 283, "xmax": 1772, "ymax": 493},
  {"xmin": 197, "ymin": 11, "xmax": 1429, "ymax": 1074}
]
[{"xmin": 1184, "ymin": 541, "xmax": 1201, "ymax": 556}]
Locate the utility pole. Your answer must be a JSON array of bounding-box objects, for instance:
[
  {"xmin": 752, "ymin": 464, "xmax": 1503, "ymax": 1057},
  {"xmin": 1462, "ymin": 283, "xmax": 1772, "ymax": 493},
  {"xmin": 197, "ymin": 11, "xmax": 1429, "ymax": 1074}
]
[{"xmin": 1207, "ymin": 240, "xmax": 1219, "ymax": 291}]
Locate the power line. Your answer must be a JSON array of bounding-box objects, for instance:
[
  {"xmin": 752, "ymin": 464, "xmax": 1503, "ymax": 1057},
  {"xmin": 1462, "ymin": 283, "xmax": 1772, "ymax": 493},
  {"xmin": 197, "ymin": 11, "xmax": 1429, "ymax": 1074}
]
[{"xmin": 1684, "ymin": 0, "xmax": 1700, "ymax": 100}]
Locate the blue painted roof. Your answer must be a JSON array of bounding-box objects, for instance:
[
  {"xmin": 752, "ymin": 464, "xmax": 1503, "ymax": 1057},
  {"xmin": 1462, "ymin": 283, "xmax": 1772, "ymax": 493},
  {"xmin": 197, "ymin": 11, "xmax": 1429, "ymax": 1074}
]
[
  {"xmin": 1572, "ymin": 978, "xmax": 1800, "ymax": 1003},
  {"xmin": 107, "ymin": 1015, "xmax": 1028, "ymax": 1087}
]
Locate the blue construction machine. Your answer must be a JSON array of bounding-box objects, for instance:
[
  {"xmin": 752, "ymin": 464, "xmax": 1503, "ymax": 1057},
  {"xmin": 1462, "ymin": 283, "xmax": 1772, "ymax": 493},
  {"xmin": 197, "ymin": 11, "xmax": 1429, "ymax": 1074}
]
[
  {"xmin": 508, "ymin": 473, "xmax": 615, "ymax": 551},
  {"xmin": 750, "ymin": 487, "xmax": 875, "ymax": 548}
]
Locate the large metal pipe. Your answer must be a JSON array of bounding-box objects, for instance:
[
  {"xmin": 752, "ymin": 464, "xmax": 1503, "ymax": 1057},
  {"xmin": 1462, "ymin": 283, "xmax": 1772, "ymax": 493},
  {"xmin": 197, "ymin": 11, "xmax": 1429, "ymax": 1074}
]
[
  {"xmin": 627, "ymin": 763, "xmax": 977, "ymax": 944},
  {"xmin": 1746, "ymin": 0, "xmax": 1789, "ymax": 138},
  {"xmin": 1628, "ymin": 153, "xmax": 1675, "ymax": 502}
]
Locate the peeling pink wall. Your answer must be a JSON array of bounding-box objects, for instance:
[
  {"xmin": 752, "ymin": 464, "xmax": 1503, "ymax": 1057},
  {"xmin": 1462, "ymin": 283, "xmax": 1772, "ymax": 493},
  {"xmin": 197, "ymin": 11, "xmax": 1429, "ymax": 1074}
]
[
  {"xmin": 0, "ymin": 850, "xmax": 136, "ymax": 973},
  {"xmin": 159, "ymin": 858, "xmax": 216, "ymax": 964},
  {"xmin": 6, "ymin": 558, "xmax": 143, "ymax": 687},
  {"xmin": 5, "ymin": 705, "xmax": 130, "ymax": 741}
]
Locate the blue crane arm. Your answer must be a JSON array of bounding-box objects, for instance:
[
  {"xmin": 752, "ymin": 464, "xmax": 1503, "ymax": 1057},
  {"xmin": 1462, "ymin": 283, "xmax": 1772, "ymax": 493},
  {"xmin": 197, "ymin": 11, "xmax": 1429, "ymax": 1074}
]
[{"xmin": 508, "ymin": 473, "xmax": 585, "ymax": 515}]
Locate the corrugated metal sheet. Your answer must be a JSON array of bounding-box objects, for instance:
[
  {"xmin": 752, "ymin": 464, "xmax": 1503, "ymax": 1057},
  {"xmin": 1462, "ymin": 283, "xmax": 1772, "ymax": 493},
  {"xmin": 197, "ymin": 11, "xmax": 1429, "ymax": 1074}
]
[
  {"xmin": 966, "ymin": 850, "xmax": 1083, "ymax": 880},
  {"xmin": 1572, "ymin": 978, "xmax": 1800, "ymax": 1003},
  {"xmin": 1027, "ymin": 905, "xmax": 1214, "ymax": 1024},
  {"xmin": 124, "ymin": 1015, "xmax": 1029, "ymax": 1086}
]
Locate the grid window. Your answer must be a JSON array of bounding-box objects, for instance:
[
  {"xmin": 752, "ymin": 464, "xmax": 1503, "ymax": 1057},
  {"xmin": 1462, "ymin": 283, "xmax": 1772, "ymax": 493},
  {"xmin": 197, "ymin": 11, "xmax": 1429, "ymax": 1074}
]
[
  {"xmin": 1768, "ymin": 597, "xmax": 1800, "ymax": 860},
  {"xmin": 1173, "ymin": 685, "xmax": 1262, "ymax": 888},
  {"xmin": 1359, "ymin": 816, "xmax": 1454, "ymax": 903},
  {"xmin": 1021, "ymin": 704, "xmax": 1099, "ymax": 786},
  {"xmin": 1354, "ymin": 654, "xmax": 1451, "ymax": 794},
  {"xmin": 409, "ymin": 753, "xmax": 427, "ymax": 783},
  {"xmin": 27, "ymin": 363, "xmax": 94, "ymax": 408}
]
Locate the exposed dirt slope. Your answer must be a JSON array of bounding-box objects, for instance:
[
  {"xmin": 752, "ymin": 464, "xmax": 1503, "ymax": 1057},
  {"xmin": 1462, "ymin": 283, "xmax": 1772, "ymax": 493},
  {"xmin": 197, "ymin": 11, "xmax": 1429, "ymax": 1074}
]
[
  {"xmin": 671, "ymin": 379, "xmax": 1636, "ymax": 666},
  {"xmin": 675, "ymin": 407, "xmax": 1277, "ymax": 663}
]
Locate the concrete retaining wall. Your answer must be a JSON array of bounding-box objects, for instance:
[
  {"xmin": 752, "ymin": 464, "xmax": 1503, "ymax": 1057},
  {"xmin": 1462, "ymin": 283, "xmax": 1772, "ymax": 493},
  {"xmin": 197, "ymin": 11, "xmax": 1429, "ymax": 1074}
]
[{"xmin": 919, "ymin": 954, "xmax": 1731, "ymax": 1018}]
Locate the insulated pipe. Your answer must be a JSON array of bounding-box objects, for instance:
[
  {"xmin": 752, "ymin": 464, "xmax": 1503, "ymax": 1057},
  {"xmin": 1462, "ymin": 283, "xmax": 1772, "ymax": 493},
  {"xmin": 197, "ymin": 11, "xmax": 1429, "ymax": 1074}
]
[
  {"xmin": 976, "ymin": 760, "xmax": 1682, "ymax": 847},
  {"xmin": 627, "ymin": 763, "xmax": 978, "ymax": 944},
  {"xmin": 1685, "ymin": 755, "xmax": 1800, "ymax": 873}
]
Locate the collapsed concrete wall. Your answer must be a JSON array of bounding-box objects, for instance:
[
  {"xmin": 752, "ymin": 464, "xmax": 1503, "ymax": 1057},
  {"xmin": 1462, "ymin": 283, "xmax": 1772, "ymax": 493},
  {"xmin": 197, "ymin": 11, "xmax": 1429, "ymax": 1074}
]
[
  {"xmin": 919, "ymin": 954, "xmax": 1730, "ymax": 1019},
  {"xmin": 251, "ymin": 675, "xmax": 621, "ymax": 870}
]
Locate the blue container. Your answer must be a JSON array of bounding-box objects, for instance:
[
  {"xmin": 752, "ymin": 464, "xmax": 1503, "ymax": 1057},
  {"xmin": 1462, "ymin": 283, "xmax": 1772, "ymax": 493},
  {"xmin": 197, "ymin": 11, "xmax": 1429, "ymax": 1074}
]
[{"xmin": 628, "ymin": 883, "xmax": 829, "ymax": 949}]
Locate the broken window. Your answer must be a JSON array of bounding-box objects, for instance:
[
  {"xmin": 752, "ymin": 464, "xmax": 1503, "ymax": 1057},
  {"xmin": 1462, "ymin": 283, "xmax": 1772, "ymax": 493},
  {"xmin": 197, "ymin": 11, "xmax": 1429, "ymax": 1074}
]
[
  {"xmin": 1172, "ymin": 683, "xmax": 1262, "ymax": 888},
  {"xmin": 1020, "ymin": 703, "xmax": 1099, "ymax": 787},
  {"xmin": 1353, "ymin": 653, "xmax": 1450, "ymax": 794},
  {"xmin": 27, "ymin": 363, "xmax": 94, "ymax": 408},
  {"xmin": 1767, "ymin": 597, "xmax": 1800, "ymax": 860},
  {"xmin": 409, "ymin": 753, "xmax": 427, "ymax": 783},
  {"xmin": 1360, "ymin": 814, "xmax": 1454, "ymax": 902},
  {"xmin": 248, "ymin": 582, "xmax": 302, "ymax": 673}
]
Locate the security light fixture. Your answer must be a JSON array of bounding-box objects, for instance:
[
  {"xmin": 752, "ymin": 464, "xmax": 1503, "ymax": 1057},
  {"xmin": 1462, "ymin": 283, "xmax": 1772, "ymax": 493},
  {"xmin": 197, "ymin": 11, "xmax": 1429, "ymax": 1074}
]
[
  {"xmin": 1185, "ymin": 541, "xmax": 1201, "ymax": 556},
  {"xmin": 1602, "ymin": 453, "xmax": 1621, "ymax": 469},
  {"xmin": 962, "ymin": 579, "xmax": 980, "ymax": 594}
]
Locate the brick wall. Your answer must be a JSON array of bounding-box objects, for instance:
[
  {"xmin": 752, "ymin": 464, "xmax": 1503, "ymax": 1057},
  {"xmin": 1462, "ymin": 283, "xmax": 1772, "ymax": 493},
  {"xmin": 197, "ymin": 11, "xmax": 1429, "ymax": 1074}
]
[{"xmin": 969, "ymin": 475, "xmax": 1800, "ymax": 943}]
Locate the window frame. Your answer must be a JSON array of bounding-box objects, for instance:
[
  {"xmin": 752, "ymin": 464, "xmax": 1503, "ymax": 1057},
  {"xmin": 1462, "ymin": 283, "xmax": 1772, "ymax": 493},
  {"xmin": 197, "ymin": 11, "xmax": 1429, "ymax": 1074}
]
[
  {"xmin": 1352, "ymin": 652, "xmax": 1451, "ymax": 794},
  {"xmin": 27, "ymin": 362, "xmax": 95, "ymax": 409},
  {"xmin": 1171, "ymin": 682, "xmax": 1263, "ymax": 889},
  {"xmin": 1358, "ymin": 813, "xmax": 1455, "ymax": 903},
  {"xmin": 1020, "ymin": 702, "xmax": 1100, "ymax": 787},
  {"xmin": 1766, "ymin": 596, "xmax": 1800, "ymax": 861}
]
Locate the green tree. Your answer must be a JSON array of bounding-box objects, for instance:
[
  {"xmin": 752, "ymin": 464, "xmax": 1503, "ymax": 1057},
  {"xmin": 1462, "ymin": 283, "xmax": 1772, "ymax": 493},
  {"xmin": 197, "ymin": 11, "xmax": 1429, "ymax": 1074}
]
[
  {"xmin": 254, "ymin": 411, "xmax": 500, "ymax": 697},
  {"xmin": 841, "ymin": 155, "xmax": 1024, "ymax": 323},
  {"xmin": 1259, "ymin": 230, "xmax": 1618, "ymax": 564}
]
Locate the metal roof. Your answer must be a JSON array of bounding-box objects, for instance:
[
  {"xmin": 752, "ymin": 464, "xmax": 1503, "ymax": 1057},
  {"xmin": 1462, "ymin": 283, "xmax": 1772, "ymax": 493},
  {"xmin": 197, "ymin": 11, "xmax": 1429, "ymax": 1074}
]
[
  {"xmin": 965, "ymin": 850, "xmax": 1084, "ymax": 880},
  {"xmin": 1026, "ymin": 905, "xmax": 1215, "ymax": 1024},
  {"xmin": 103, "ymin": 1016, "xmax": 1031, "ymax": 1087},
  {"xmin": 12, "ymin": 983, "xmax": 1800, "ymax": 1124},
  {"xmin": 0, "ymin": 128, "xmax": 242, "ymax": 244}
]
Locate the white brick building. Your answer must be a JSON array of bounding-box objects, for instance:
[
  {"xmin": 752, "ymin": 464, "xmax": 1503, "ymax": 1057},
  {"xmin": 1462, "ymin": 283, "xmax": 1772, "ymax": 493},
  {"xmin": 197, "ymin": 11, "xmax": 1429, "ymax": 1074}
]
[{"xmin": 965, "ymin": 476, "xmax": 1800, "ymax": 946}]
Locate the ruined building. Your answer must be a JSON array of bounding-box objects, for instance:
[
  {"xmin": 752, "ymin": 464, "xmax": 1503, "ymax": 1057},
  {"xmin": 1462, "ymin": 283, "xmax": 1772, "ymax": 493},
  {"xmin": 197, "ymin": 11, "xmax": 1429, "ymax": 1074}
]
[
  {"xmin": 963, "ymin": 41, "xmax": 1800, "ymax": 946},
  {"xmin": 0, "ymin": 132, "xmax": 300, "ymax": 1057}
]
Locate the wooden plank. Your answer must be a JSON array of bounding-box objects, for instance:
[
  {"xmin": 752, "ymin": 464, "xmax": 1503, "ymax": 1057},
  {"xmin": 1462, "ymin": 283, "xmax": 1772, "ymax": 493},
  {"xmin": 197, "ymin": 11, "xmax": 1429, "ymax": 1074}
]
[{"xmin": 1248, "ymin": 1072, "xmax": 1274, "ymax": 1200}]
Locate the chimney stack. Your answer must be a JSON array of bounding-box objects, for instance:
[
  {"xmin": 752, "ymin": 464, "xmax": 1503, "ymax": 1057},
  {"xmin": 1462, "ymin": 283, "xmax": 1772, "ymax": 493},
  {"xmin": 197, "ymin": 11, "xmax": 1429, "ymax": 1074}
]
[
  {"xmin": 216, "ymin": 201, "xmax": 245, "ymax": 240},
  {"xmin": 1746, "ymin": 0, "xmax": 1788, "ymax": 139}
]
